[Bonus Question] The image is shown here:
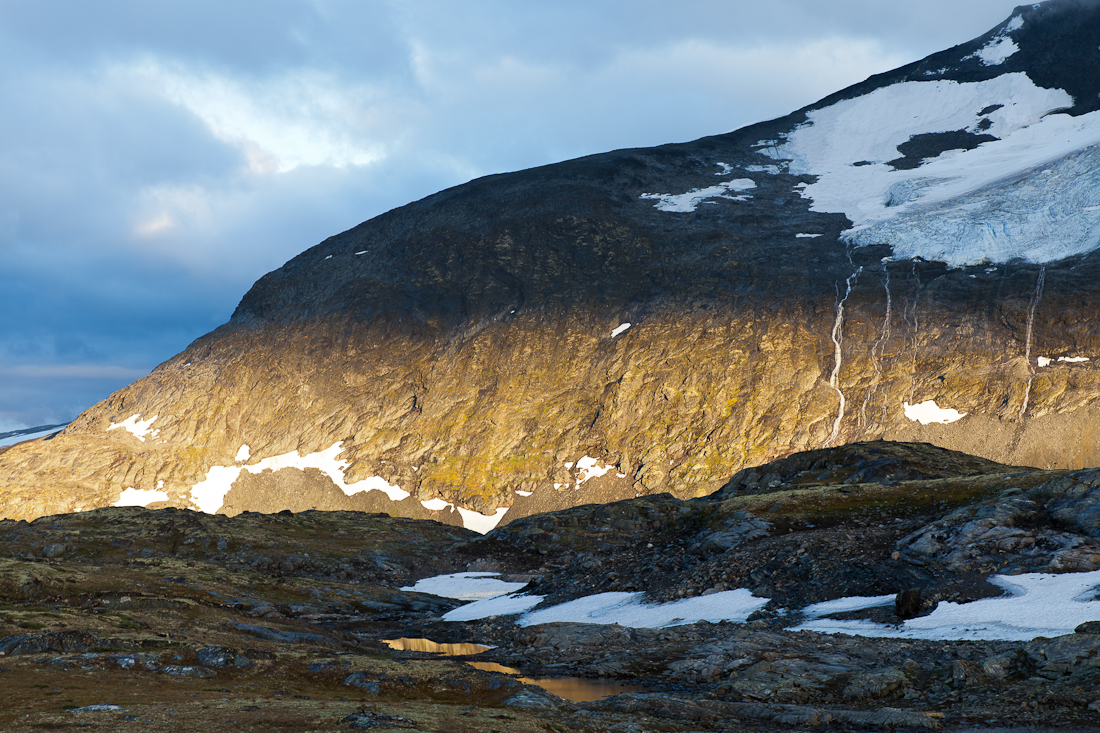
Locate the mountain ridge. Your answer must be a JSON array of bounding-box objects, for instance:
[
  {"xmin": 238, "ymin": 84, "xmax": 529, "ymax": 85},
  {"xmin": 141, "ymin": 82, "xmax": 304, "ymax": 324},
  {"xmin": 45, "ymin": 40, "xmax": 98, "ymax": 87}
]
[{"xmin": 1, "ymin": 0, "xmax": 1099, "ymax": 530}]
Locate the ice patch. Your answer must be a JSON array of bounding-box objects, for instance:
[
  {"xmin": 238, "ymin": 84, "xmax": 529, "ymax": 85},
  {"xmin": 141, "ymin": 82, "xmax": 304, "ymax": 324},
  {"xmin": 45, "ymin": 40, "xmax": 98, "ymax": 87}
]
[
  {"xmin": 234, "ymin": 444, "xmax": 250, "ymax": 462},
  {"xmin": 402, "ymin": 572, "xmax": 528, "ymax": 601},
  {"xmin": 443, "ymin": 593, "xmax": 544, "ymax": 621},
  {"xmin": 111, "ymin": 487, "xmax": 170, "ymax": 508},
  {"xmin": 188, "ymin": 441, "xmax": 411, "ymax": 514},
  {"xmin": 611, "ymin": 322, "xmax": 631, "ymax": 338},
  {"xmin": 903, "ymin": 400, "xmax": 967, "ymax": 425},
  {"xmin": 766, "ymin": 74, "xmax": 1100, "ymax": 266},
  {"xmin": 107, "ymin": 414, "xmax": 159, "ymax": 442},
  {"xmin": 795, "ymin": 569, "xmax": 1100, "ymax": 641},
  {"xmin": 640, "ymin": 179, "xmax": 755, "ymax": 212},
  {"xmin": 456, "ymin": 506, "xmax": 508, "ymax": 534}
]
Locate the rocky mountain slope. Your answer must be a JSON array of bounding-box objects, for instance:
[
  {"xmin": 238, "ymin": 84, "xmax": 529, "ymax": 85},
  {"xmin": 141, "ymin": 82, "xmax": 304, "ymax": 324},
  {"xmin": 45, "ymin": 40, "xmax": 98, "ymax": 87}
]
[
  {"xmin": 3, "ymin": 441, "xmax": 1100, "ymax": 731},
  {"xmin": 2, "ymin": 0, "xmax": 1100, "ymax": 528}
]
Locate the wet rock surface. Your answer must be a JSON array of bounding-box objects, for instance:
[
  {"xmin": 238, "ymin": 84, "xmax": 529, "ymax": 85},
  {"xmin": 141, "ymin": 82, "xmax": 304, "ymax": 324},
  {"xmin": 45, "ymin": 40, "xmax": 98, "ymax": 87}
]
[{"xmin": 1, "ymin": 441, "xmax": 1099, "ymax": 729}]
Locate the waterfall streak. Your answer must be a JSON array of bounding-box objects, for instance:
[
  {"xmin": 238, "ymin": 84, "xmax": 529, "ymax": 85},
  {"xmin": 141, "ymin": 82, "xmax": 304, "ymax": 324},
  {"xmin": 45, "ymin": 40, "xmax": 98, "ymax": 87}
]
[
  {"xmin": 1019, "ymin": 266, "xmax": 1046, "ymax": 419},
  {"xmin": 826, "ymin": 267, "xmax": 863, "ymax": 446},
  {"xmin": 859, "ymin": 264, "xmax": 892, "ymax": 428}
]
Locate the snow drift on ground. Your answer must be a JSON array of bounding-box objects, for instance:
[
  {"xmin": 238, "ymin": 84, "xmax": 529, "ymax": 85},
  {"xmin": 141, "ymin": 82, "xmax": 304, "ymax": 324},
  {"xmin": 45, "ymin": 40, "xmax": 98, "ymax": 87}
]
[
  {"xmin": 796, "ymin": 570, "xmax": 1100, "ymax": 641},
  {"xmin": 421, "ymin": 567, "xmax": 1100, "ymax": 641},
  {"xmin": 401, "ymin": 572, "xmax": 528, "ymax": 601}
]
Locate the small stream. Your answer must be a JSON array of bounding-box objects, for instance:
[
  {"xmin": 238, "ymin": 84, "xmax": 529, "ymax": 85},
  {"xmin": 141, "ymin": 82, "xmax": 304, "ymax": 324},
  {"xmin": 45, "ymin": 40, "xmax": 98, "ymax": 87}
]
[{"xmin": 383, "ymin": 637, "xmax": 648, "ymax": 702}]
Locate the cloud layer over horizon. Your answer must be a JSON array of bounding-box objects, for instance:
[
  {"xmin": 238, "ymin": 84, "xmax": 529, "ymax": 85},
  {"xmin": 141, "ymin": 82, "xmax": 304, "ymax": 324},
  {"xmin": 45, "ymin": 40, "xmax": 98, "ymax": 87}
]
[{"xmin": 0, "ymin": 0, "xmax": 1024, "ymax": 429}]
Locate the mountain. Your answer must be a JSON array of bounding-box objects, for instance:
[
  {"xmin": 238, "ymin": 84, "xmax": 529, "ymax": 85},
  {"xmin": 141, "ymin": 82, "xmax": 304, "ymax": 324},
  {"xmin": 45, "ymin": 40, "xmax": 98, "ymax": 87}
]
[{"xmin": 2, "ymin": 0, "xmax": 1100, "ymax": 529}]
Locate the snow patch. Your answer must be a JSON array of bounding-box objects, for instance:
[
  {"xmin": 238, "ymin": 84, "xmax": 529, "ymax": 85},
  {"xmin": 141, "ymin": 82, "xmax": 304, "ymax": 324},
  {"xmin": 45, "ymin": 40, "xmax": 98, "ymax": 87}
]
[
  {"xmin": 107, "ymin": 414, "xmax": 160, "ymax": 442},
  {"xmin": 802, "ymin": 594, "xmax": 896, "ymax": 617},
  {"xmin": 611, "ymin": 322, "xmax": 632, "ymax": 338},
  {"xmin": 574, "ymin": 456, "xmax": 614, "ymax": 486},
  {"xmin": 443, "ymin": 593, "xmax": 544, "ymax": 621},
  {"xmin": 970, "ymin": 36, "xmax": 1019, "ymax": 66},
  {"xmin": 402, "ymin": 572, "xmax": 527, "ymax": 601},
  {"xmin": 1061, "ymin": 356, "xmax": 1090, "ymax": 363},
  {"xmin": 903, "ymin": 400, "xmax": 967, "ymax": 425},
  {"xmin": 189, "ymin": 465, "xmax": 245, "ymax": 514},
  {"xmin": 520, "ymin": 589, "xmax": 768, "ymax": 628},
  {"xmin": 965, "ymin": 16, "xmax": 1023, "ymax": 67},
  {"xmin": 714, "ymin": 162, "xmax": 733, "ymax": 175},
  {"xmin": 515, "ymin": 490, "xmax": 533, "ymax": 497},
  {"xmin": 234, "ymin": 444, "xmax": 250, "ymax": 462},
  {"xmin": 456, "ymin": 506, "xmax": 508, "ymax": 534},
  {"xmin": 744, "ymin": 164, "xmax": 782, "ymax": 174},
  {"xmin": 795, "ymin": 569, "xmax": 1100, "ymax": 641},
  {"xmin": 640, "ymin": 179, "xmax": 755, "ymax": 212},
  {"xmin": 188, "ymin": 441, "xmax": 410, "ymax": 514},
  {"xmin": 441, "ymin": 588, "xmax": 768, "ymax": 627},
  {"xmin": 1037, "ymin": 356, "xmax": 1052, "ymax": 367},
  {"xmin": 420, "ymin": 498, "xmax": 452, "ymax": 511},
  {"xmin": 112, "ymin": 487, "xmax": 170, "ymax": 507},
  {"xmin": 795, "ymin": 233, "xmax": 822, "ymax": 238}
]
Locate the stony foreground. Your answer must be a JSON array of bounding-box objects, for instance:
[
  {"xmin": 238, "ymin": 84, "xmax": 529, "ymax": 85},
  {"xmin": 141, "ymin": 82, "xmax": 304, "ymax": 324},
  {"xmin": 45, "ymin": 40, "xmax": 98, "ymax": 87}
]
[{"xmin": 2, "ymin": 441, "xmax": 1100, "ymax": 731}]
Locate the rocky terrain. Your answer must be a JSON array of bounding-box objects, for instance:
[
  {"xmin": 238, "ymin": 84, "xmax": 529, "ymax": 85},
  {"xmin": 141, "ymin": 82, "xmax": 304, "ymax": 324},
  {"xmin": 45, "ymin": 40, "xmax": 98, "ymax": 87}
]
[
  {"xmin": 3, "ymin": 2, "xmax": 1100, "ymax": 528},
  {"xmin": 2, "ymin": 441, "xmax": 1100, "ymax": 731}
]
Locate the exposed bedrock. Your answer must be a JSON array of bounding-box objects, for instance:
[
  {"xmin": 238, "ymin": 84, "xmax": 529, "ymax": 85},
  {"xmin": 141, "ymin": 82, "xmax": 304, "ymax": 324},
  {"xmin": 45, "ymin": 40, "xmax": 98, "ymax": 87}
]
[{"xmin": 1, "ymin": 253, "xmax": 1099, "ymax": 525}]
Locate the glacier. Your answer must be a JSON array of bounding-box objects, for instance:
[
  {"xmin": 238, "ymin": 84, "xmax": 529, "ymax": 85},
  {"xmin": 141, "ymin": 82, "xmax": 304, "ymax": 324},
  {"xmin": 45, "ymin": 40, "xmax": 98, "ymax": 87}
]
[{"xmin": 764, "ymin": 73, "xmax": 1100, "ymax": 267}]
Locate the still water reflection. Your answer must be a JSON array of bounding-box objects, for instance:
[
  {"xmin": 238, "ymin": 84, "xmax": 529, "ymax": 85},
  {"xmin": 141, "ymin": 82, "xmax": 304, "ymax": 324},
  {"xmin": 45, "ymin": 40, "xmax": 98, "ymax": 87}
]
[{"xmin": 382, "ymin": 637, "xmax": 647, "ymax": 702}]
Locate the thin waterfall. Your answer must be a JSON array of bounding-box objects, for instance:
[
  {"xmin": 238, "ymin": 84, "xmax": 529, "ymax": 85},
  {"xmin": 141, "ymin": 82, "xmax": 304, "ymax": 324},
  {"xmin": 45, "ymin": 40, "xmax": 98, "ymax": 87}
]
[
  {"xmin": 825, "ymin": 266, "xmax": 863, "ymax": 446},
  {"xmin": 903, "ymin": 264, "xmax": 921, "ymax": 405},
  {"xmin": 1019, "ymin": 265, "xmax": 1046, "ymax": 420},
  {"xmin": 859, "ymin": 260, "xmax": 892, "ymax": 428}
]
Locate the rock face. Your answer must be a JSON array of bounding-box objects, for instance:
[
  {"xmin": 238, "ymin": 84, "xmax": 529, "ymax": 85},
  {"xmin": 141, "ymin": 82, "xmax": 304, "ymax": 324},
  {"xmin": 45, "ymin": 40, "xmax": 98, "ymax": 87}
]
[{"xmin": 3, "ymin": 1, "xmax": 1100, "ymax": 526}]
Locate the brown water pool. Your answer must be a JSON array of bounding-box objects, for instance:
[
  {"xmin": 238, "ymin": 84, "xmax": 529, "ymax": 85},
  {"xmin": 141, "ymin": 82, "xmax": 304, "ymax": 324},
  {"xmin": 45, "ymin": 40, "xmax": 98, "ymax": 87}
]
[{"xmin": 382, "ymin": 637, "xmax": 648, "ymax": 702}]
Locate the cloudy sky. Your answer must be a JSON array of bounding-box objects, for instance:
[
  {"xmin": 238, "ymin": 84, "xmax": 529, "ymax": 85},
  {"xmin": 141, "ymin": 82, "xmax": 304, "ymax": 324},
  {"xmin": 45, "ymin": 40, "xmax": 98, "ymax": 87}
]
[{"xmin": 0, "ymin": 0, "xmax": 1024, "ymax": 430}]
